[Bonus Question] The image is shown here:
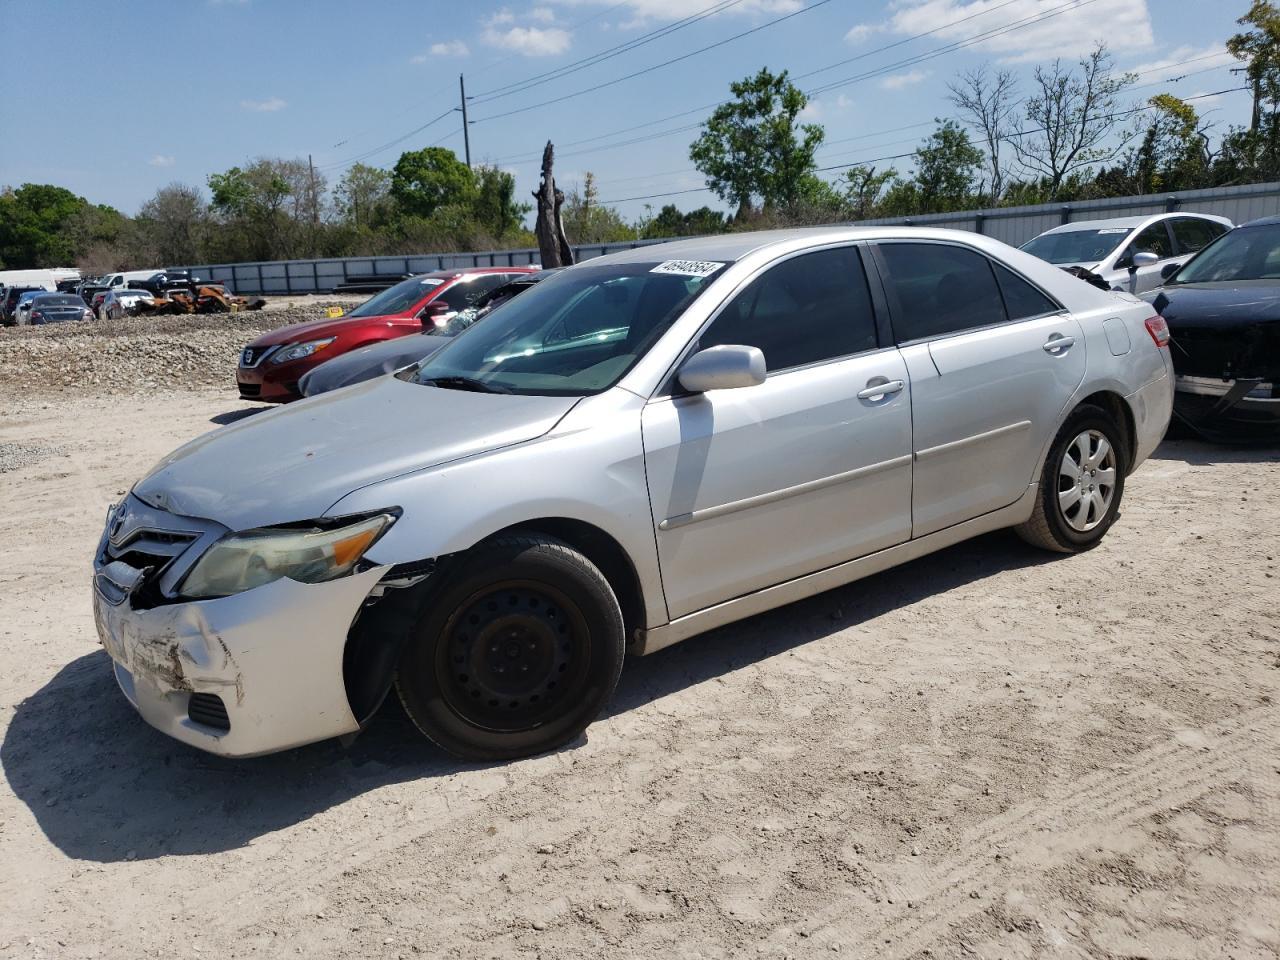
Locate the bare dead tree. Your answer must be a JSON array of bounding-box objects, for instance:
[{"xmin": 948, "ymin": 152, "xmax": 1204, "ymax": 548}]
[
  {"xmin": 1012, "ymin": 43, "xmax": 1138, "ymax": 198},
  {"xmin": 532, "ymin": 141, "xmax": 573, "ymax": 268},
  {"xmin": 948, "ymin": 66, "xmax": 1018, "ymax": 203}
]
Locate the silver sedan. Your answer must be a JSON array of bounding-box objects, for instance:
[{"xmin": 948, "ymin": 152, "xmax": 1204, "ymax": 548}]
[{"xmin": 92, "ymin": 227, "xmax": 1173, "ymax": 760}]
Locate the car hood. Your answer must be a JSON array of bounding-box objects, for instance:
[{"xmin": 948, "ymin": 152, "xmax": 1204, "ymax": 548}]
[
  {"xmin": 133, "ymin": 376, "xmax": 579, "ymax": 530},
  {"xmin": 246, "ymin": 313, "xmax": 404, "ymax": 347},
  {"xmin": 1149, "ymin": 280, "xmax": 1280, "ymax": 328},
  {"xmin": 300, "ymin": 334, "xmax": 451, "ymax": 397}
]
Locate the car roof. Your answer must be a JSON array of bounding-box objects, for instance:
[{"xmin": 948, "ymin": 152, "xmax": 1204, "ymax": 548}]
[
  {"xmin": 1239, "ymin": 214, "xmax": 1280, "ymax": 228},
  {"xmin": 1038, "ymin": 212, "xmax": 1231, "ymax": 236}
]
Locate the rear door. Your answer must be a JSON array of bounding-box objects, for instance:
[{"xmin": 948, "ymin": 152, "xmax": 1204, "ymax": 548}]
[
  {"xmin": 872, "ymin": 241, "xmax": 1086, "ymax": 538},
  {"xmin": 642, "ymin": 245, "xmax": 913, "ymax": 619}
]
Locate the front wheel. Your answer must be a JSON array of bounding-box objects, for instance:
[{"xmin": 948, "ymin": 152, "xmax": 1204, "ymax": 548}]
[
  {"xmin": 1016, "ymin": 403, "xmax": 1127, "ymax": 553},
  {"xmin": 395, "ymin": 535, "xmax": 625, "ymax": 761}
]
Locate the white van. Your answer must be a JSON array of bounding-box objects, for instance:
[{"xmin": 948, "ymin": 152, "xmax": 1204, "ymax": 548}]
[
  {"xmin": 0, "ymin": 268, "xmax": 78, "ymax": 292},
  {"xmin": 99, "ymin": 269, "xmax": 159, "ymax": 291}
]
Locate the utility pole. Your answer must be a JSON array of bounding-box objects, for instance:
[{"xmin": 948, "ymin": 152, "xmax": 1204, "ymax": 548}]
[{"xmin": 459, "ymin": 73, "xmax": 472, "ymax": 169}]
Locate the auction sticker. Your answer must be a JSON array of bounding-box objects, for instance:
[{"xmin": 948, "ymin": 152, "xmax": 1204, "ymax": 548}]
[{"xmin": 651, "ymin": 260, "xmax": 725, "ymax": 277}]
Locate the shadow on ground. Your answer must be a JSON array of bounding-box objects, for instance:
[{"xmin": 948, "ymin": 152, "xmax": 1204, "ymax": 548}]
[
  {"xmin": 209, "ymin": 405, "xmax": 271, "ymax": 426},
  {"xmin": 1150, "ymin": 436, "xmax": 1280, "ymax": 466},
  {"xmin": 3, "ymin": 529, "xmax": 1049, "ymax": 864}
]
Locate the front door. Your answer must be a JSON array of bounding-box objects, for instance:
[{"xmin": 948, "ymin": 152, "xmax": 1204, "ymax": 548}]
[
  {"xmin": 642, "ymin": 245, "xmax": 913, "ymax": 620},
  {"xmin": 874, "ymin": 241, "xmax": 1087, "ymax": 538}
]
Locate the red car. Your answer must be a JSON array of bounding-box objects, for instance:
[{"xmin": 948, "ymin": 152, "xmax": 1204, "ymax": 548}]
[{"xmin": 236, "ymin": 267, "xmax": 537, "ymax": 402}]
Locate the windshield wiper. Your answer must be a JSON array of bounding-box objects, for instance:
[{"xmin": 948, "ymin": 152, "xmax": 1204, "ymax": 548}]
[{"xmin": 421, "ymin": 375, "xmax": 512, "ymax": 394}]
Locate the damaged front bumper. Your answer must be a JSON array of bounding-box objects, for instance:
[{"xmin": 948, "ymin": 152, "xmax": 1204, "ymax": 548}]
[
  {"xmin": 92, "ymin": 495, "xmax": 389, "ymax": 757},
  {"xmin": 1173, "ymin": 375, "xmax": 1280, "ymax": 442}
]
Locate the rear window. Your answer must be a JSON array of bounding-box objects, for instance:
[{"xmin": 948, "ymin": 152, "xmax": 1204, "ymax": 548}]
[{"xmin": 34, "ymin": 295, "xmax": 83, "ymax": 307}]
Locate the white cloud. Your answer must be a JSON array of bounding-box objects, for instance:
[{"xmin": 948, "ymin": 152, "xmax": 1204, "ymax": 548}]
[
  {"xmin": 884, "ymin": 0, "xmax": 1154, "ymax": 63},
  {"xmin": 1125, "ymin": 44, "xmax": 1232, "ymax": 79},
  {"xmin": 148, "ymin": 155, "xmax": 176, "ymax": 167},
  {"xmin": 880, "ymin": 68, "xmax": 930, "ymax": 90},
  {"xmin": 240, "ymin": 97, "xmax": 287, "ymax": 112},
  {"xmin": 487, "ymin": 8, "xmax": 516, "ymax": 25},
  {"xmin": 845, "ymin": 23, "xmax": 877, "ymax": 43},
  {"xmin": 836, "ymin": 93, "xmax": 853, "ymax": 110},
  {"xmin": 529, "ymin": 6, "xmax": 557, "ymax": 22},
  {"xmin": 799, "ymin": 100, "xmax": 823, "ymax": 120},
  {"xmin": 545, "ymin": 0, "xmax": 800, "ymax": 24},
  {"xmin": 482, "ymin": 24, "xmax": 572, "ymax": 56},
  {"xmin": 412, "ymin": 38, "xmax": 469, "ymax": 61}
]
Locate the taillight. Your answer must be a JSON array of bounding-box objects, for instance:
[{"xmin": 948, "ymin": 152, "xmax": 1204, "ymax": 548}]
[
  {"xmin": 30, "ymin": 311, "xmax": 43, "ymax": 321},
  {"xmin": 83, "ymin": 308, "xmax": 94, "ymax": 321},
  {"xmin": 1144, "ymin": 315, "xmax": 1170, "ymax": 348}
]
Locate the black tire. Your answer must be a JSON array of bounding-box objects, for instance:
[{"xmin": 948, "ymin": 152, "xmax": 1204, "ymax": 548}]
[
  {"xmin": 1016, "ymin": 403, "xmax": 1128, "ymax": 553},
  {"xmin": 394, "ymin": 534, "xmax": 625, "ymax": 761}
]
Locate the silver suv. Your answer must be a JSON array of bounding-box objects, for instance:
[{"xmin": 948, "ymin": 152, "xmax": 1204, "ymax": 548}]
[{"xmin": 93, "ymin": 228, "xmax": 1173, "ymax": 760}]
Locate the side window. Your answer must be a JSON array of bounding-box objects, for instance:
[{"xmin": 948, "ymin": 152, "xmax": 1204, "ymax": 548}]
[
  {"xmin": 1170, "ymin": 218, "xmax": 1221, "ymax": 255},
  {"xmin": 436, "ymin": 274, "xmax": 508, "ymax": 312},
  {"xmin": 697, "ymin": 246, "xmax": 878, "ymax": 372},
  {"xmin": 993, "ymin": 263, "xmax": 1060, "ymax": 320},
  {"xmin": 877, "ymin": 242, "xmax": 1006, "ymax": 342},
  {"xmin": 1123, "ymin": 223, "xmax": 1173, "ymax": 262}
]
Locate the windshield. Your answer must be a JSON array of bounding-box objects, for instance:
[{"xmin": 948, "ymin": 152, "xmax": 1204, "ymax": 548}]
[
  {"xmin": 1171, "ymin": 224, "xmax": 1280, "ymax": 282},
  {"xmin": 413, "ymin": 260, "xmax": 729, "ymax": 396},
  {"xmin": 346, "ymin": 275, "xmax": 445, "ymax": 317},
  {"xmin": 34, "ymin": 295, "xmax": 83, "ymax": 307},
  {"xmin": 1021, "ymin": 227, "xmax": 1132, "ymax": 265}
]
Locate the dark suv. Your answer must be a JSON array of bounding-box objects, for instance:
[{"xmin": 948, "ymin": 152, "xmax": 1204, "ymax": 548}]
[{"xmin": 2, "ymin": 286, "xmax": 45, "ymax": 325}]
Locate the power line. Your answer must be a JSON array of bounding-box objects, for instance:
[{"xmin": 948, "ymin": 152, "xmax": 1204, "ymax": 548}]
[
  {"xmin": 470, "ymin": 0, "xmax": 748, "ymax": 104},
  {"xmin": 316, "ymin": 108, "xmax": 455, "ymax": 171},
  {"xmin": 470, "ymin": 0, "xmax": 836, "ymax": 124}
]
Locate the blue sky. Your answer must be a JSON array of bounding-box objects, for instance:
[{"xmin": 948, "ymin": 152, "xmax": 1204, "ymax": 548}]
[{"xmin": 0, "ymin": 0, "xmax": 1254, "ymax": 224}]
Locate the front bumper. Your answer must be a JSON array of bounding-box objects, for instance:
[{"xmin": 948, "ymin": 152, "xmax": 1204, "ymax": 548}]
[
  {"xmin": 92, "ymin": 564, "xmax": 387, "ymax": 757},
  {"xmin": 1173, "ymin": 375, "xmax": 1280, "ymax": 442},
  {"xmin": 236, "ymin": 358, "xmax": 307, "ymax": 403}
]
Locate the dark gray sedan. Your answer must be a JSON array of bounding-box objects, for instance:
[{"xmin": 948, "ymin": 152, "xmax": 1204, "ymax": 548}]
[{"xmin": 28, "ymin": 293, "xmax": 94, "ymax": 324}]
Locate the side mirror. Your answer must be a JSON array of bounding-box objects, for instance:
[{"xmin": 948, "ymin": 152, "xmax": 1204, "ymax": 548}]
[
  {"xmin": 421, "ymin": 301, "xmax": 451, "ymax": 327},
  {"xmin": 1131, "ymin": 251, "xmax": 1160, "ymax": 270},
  {"xmin": 677, "ymin": 344, "xmax": 766, "ymax": 394},
  {"xmin": 1160, "ymin": 262, "xmax": 1182, "ymax": 280}
]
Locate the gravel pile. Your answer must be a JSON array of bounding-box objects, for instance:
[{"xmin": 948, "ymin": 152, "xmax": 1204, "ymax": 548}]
[
  {"xmin": 0, "ymin": 441, "xmax": 61, "ymax": 473},
  {"xmin": 0, "ymin": 298, "xmax": 361, "ymax": 398}
]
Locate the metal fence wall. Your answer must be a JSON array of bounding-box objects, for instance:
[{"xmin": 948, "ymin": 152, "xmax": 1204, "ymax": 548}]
[{"xmin": 179, "ymin": 182, "xmax": 1280, "ymax": 295}]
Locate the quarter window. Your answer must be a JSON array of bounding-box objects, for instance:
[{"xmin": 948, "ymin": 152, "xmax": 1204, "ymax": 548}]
[
  {"xmin": 877, "ymin": 243, "xmax": 1006, "ymax": 342},
  {"xmin": 696, "ymin": 246, "xmax": 878, "ymax": 371},
  {"xmin": 994, "ymin": 263, "xmax": 1060, "ymax": 320}
]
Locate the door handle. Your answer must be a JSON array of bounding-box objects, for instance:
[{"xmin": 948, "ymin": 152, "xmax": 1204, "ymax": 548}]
[
  {"xmin": 857, "ymin": 379, "xmax": 905, "ymax": 401},
  {"xmin": 1042, "ymin": 335, "xmax": 1075, "ymax": 354}
]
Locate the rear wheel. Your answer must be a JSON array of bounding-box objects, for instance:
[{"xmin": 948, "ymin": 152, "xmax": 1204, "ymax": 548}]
[
  {"xmin": 395, "ymin": 535, "xmax": 625, "ymax": 761},
  {"xmin": 1016, "ymin": 403, "xmax": 1126, "ymax": 553}
]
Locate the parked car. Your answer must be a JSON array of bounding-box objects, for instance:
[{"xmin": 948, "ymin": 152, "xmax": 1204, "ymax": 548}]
[
  {"xmin": 2, "ymin": 285, "xmax": 46, "ymax": 324},
  {"xmin": 236, "ymin": 266, "xmax": 537, "ymax": 402},
  {"xmin": 92, "ymin": 228, "xmax": 1172, "ymax": 761},
  {"xmin": 27, "ymin": 292, "xmax": 95, "ymax": 324},
  {"xmin": 101, "ymin": 288, "xmax": 155, "ymax": 319},
  {"xmin": 90, "ymin": 290, "xmax": 112, "ymax": 319},
  {"xmin": 298, "ymin": 270, "xmax": 559, "ymax": 398},
  {"xmin": 12, "ymin": 290, "xmax": 46, "ymax": 325},
  {"xmin": 131, "ymin": 270, "xmax": 193, "ymax": 296},
  {"xmin": 1021, "ymin": 213, "xmax": 1232, "ymax": 294},
  {"xmin": 1145, "ymin": 216, "xmax": 1280, "ymax": 442}
]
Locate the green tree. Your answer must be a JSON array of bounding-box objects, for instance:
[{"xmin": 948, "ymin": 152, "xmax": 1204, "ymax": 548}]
[
  {"xmin": 913, "ymin": 120, "xmax": 985, "ymax": 212},
  {"xmin": 838, "ymin": 165, "xmax": 898, "ymax": 220},
  {"xmin": 642, "ymin": 203, "xmax": 727, "ymax": 239},
  {"xmin": 390, "ymin": 148, "xmax": 476, "ymax": 220},
  {"xmin": 472, "ymin": 165, "xmax": 531, "ymax": 238},
  {"xmin": 334, "ymin": 163, "xmax": 393, "ymax": 230},
  {"xmin": 561, "ymin": 173, "xmax": 636, "ymax": 243},
  {"xmin": 135, "ymin": 183, "xmax": 208, "ymax": 265},
  {"xmin": 208, "ymin": 161, "xmax": 295, "ymax": 260},
  {"xmin": 689, "ymin": 67, "xmax": 824, "ymax": 217},
  {"xmin": 0, "ymin": 183, "xmax": 91, "ymax": 268},
  {"xmin": 1228, "ymin": 0, "xmax": 1280, "ymax": 131}
]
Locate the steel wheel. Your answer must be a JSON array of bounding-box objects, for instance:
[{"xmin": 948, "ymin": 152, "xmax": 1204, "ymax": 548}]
[
  {"xmin": 437, "ymin": 579, "xmax": 590, "ymax": 734},
  {"xmin": 1057, "ymin": 428, "xmax": 1117, "ymax": 533}
]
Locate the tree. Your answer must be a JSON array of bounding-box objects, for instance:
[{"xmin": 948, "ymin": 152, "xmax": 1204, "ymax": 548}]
[
  {"xmin": 561, "ymin": 172, "xmax": 635, "ymax": 244},
  {"xmin": 689, "ymin": 67, "xmax": 824, "ymax": 216},
  {"xmin": 1013, "ymin": 44, "xmax": 1137, "ymax": 199},
  {"xmin": 334, "ymin": 163, "xmax": 393, "ymax": 230},
  {"xmin": 390, "ymin": 147, "xmax": 476, "ymax": 220},
  {"xmin": 472, "ymin": 165, "xmax": 530, "ymax": 238},
  {"xmin": 136, "ymin": 183, "xmax": 208, "ymax": 265},
  {"xmin": 838, "ymin": 165, "xmax": 897, "ymax": 220},
  {"xmin": 0, "ymin": 183, "xmax": 91, "ymax": 267},
  {"xmin": 208, "ymin": 161, "xmax": 295, "ymax": 260},
  {"xmin": 1228, "ymin": 0, "xmax": 1280, "ymax": 132},
  {"xmin": 948, "ymin": 66, "xmax": 1018, "ymax": 202},
  {"xmin": 642, "ymin": 204, "xmax": 727, "ymax": 239}
]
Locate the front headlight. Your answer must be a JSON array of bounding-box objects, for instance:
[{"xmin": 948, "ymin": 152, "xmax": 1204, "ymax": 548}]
[
  {"xmin": 271, "ymin": 337, "xmax": 336, "ymax": 364},
  {"xmin": 179, "ymin": 513, "xmax": 395, "ymax": 599}
]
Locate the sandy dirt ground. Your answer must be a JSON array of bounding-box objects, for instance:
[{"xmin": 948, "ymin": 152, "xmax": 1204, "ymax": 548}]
[{"xmin": 0, "ymin": 387, "xmax": 1277, "ymax": 960}]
